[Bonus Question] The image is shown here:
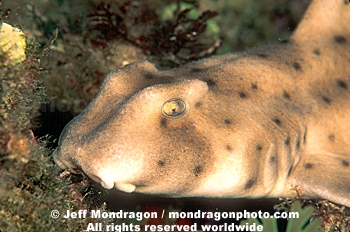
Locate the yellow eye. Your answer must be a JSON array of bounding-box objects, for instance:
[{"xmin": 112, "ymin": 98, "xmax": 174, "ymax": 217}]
[{"xmin": 162, "ymin": 99, "xmax": 187, "ymax": 118}]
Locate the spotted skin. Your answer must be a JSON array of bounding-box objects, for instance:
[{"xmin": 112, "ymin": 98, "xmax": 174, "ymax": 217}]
[{"xmin": 53, "ymin": 0, "xmax": 350, "ymax": 206}]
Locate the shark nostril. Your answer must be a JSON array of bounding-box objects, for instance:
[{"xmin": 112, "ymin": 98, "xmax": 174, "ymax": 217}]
[
  {"xmin": 52, "ymin": 149, "xmax": 69, "ymax": 169},
  {"xmin": 52, "ymin": 147, "xmax": 81, "ymax": 171},
  {"xmin": 134, "ymin": 183, "xmax": 148, "ymax": 187}
]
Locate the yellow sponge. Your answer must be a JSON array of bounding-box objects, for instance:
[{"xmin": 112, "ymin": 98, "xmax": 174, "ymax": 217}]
[{"xmin": 0, "ymin": 22, "xmax": 26, "ymax": 66}]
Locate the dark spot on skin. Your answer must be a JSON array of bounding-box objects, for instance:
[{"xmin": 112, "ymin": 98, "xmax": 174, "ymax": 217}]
[
  {"xmin": 134, "ymin": 183, "xmax": 148, "ymax": 187},
  {"xmin": 344, "ymin": 0, "xmax": 349, "ymax": 5},
  {"xmin": 270, "ymin": 156, "xmax": 275, "ymax": 162},
  {"xmin": 334, "ymin": 35, "xmax": 347, "ymax": 44},
  {"xmin": 295, "ymin": 140, "xmax": 300, "ymax": 150},
  {"xmin": 191, "ymin": 68, "xmax": 204, "ymax": 73},
  {"xmin": 272, "ymin": 117, "xmax": 282, "ymax": 127},
  {"xmin": 160, "ymin": 118, "xmax": 168, "ymax": 127},
  {"xmin": 157, "ymin": 160, "xmax": 165, "ymax": 167},
  {"xmin": 193, "ymin": 165, "xmax": 203, "ymax": 176},
  {"xmin": 244, "ymin": 179, "xmax": 255, "ymax": 189},
  {"xmin": 328, "ymin": 134, "xmax": 335, "ymax": 142},
  {"xmin": 313, "ymin": 49, "xmax": 320, "ymax": 55},
  {"xmin": 251, "ymin": 83, "xmax": 258, "ymax": 90},
  {"xmin": 238, "ymin": 92, "xmax": 247, "ymax": 98},
  {"xmin": 321, "ymin": 96, "xmax": 331, "ymax": 104},
  {"xmin": 256, "ymin": 145, "xmax": 262, "ymax": 151},
  {"xmin": 206, "ymin": 79, "xmax": 216, "ymax": 87},
  {"xmin": 144, "ymin": 73, "xmax": 154, "ymax": 79},
  {"xmin": 305, "ymin": 163, "xmax": 313, "ymax": 169},
  {"xmin": 284, "ymin": 136, "xmax": 290, "ymax": 146},
  {"xmin": 303, "ymin": 128, "xmax": 307, "ymax": 144},
  {"xmin": 257, "ymin": 53, "xmax": 268, "ymax": 58},
  {"xmin": 283, "ymin": 91, "xmax": 291, "ymax": 100},
  {"xmin": 287, "ymin": 166, "xmax": 292, "ymax": 177},
  {"xmin": 226, "ymin": 145, "xmax": 232, "ymax": 151},
  {"xmin": 293, "ymin": 62, "xmax": 302, "ymax": 71},
  {"xmin": 342, "ymin": 160, "xmax": 349, "ymax": 167},
  {"xmin": 337, "ymin": 80, "xmax": 348, "ymax": 90},
  {"xmin": 224, "ymin": 119, "xmax": 232, "ymax": 125},
  {"xmin": 195, "ymin": 102, "xmax": 202, "ymax": 108}
]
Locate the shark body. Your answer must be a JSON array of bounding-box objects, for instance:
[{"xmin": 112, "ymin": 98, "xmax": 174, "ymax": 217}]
[{"xmin": 53, "ymin": 0, "xmax": 350, "ymax": 207}]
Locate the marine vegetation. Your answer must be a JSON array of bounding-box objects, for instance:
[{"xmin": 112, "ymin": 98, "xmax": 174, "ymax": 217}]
[
  {"xmin": 0, "ymin": 21, "xmax": 112, "ymax": 231},
  {"xmin": 87, "ymin": 1, "xmax": 222, "ymax": 67},
  {"xmin": 242, "ymin": 200, "xmax": 323, "ymax": 232}
]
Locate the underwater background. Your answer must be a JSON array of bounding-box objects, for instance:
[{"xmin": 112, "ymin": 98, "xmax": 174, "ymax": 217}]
[{"xmin": 0, "ymin": 0, "xmax": 349, "ymax": 231}]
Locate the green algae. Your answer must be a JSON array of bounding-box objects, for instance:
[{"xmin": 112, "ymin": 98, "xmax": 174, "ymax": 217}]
[{"xmin": 241, "ymin": 200, "xmax": 323, "ymax": 232}]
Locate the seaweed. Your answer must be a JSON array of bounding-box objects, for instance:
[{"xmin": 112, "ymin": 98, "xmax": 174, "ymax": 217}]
[
  {"xmin": 304, "ymin": 200, "xmax": 350, "ymax": 232},
  {"xmin": 0, "ymin": 22, "xmax": 111, "ymax": 231},
  {"xmin": 241, "ymin": 200, "xmax": 323, "ymax": 232},
  {"xmin": 87, "ymin": 0, "xmax": 222, "ymax": 67},
  {"xmin": 0, "ymin": 5, "xmax": 10, "ymax": 22}
]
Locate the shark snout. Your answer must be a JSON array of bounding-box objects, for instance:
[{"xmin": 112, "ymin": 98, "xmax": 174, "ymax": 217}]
[
  {"xmin": 52, "ymin": 147, "xmax": 78, "ymax": 170},
  {"xmin": 53, "ymin": 139, "xmax": 145, "ymax": 193}
]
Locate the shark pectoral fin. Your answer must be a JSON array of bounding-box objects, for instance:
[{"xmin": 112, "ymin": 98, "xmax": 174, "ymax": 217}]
[{"xmin": 287, "ymin": 153, "xmax": 350, "ymax": 207}]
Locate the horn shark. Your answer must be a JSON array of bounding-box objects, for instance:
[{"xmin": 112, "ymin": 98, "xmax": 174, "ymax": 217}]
[{"xmin": 53, "ymin": 0, "xmax": 350, "ymax": 207}]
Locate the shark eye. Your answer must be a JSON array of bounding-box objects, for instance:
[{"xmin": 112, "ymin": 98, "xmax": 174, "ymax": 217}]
[{"xmin": 162, "ymin": 99, "xmax": 187, "ymax": 118}]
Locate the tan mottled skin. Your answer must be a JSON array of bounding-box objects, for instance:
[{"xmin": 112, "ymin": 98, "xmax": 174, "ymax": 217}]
[{"xmin": 53, "ymin": 0, "xmax": 350, "ymax": 207}]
